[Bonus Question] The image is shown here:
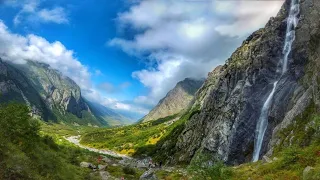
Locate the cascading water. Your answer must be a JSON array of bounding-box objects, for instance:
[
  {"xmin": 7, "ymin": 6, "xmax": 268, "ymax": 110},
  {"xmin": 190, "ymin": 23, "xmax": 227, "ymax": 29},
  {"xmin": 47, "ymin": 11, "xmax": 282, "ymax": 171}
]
[{"xmin": 252, "ymin": 0, "xmax": 300, "ymax": 162}]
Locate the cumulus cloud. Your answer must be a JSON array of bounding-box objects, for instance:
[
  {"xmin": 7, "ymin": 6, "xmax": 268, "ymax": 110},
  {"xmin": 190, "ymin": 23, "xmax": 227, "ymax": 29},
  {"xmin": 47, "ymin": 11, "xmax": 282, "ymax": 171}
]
[
  {"xmin": 85, "ymin": 88, "xmax": 149, "ymax": 116},
  {"xmin": 0, "ymin": 20, "xmax": 146, "ymax": 118},
  {"xmin": 214, "ymin": 1, "xmax": 285, "ymax": 37},
  {"xmin": 13, "ymin": 0, "xmax": 69, "ymax": 25},
  {"xmin": 0, "ymin": 20, "xmax": 90, "ymax": 89},
  {"xmin": 110, "ymin": 0, "xmax": 284, "ymax": 107},
  {"xmin": 37, "ymin": 7, "xmax": 69, "ymax": 24}
]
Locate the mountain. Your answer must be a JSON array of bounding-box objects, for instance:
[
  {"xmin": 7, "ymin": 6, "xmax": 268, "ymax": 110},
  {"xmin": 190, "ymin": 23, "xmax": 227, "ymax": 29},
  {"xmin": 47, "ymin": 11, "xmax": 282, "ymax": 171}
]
[
  {"xmin": 0, "ymin": 59, "xmax": 132, "ymax": 126},
  {"xmin": 0, "ymin": 59, "xmax": 55, "ymax": 121},
  {"xmin": 85, "ymin": 100, "xmax": 134, "ymax": 126},
  {"xmin": 142, "ymin": 78, "xmax": 204, "ymax": 122},
  {"xmin": 154, "ymin": 0, "xmax": 320, "ymax": 165}
]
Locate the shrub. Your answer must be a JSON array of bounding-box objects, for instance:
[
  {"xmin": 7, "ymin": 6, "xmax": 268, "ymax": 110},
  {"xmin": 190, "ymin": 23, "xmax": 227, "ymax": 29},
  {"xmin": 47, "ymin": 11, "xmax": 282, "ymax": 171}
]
[{"xmin": 123, "ymin": 166, "xmax": 136, "ymax": 175}]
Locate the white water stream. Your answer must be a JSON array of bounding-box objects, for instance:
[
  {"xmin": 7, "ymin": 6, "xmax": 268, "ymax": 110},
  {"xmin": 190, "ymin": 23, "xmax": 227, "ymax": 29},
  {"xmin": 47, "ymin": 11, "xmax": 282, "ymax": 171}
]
[{"xmin": 252, "ymin": 0, "xmax": 300, "ymax": 162}]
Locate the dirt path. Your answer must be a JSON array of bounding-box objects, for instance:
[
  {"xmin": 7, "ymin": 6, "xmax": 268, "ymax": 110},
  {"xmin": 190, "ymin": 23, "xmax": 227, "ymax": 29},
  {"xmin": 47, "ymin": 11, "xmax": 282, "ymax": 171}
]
[{"xmin": 65, "ymin": 135, "xmax": 131, "ymax": 159}]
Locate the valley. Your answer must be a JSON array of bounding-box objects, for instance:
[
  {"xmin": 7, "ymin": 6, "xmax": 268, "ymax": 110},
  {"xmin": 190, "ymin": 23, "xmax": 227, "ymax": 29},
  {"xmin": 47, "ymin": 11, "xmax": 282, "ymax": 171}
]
[{"xmin": 1, "ymin": 0, "xmax": 320, "ymax": 179}]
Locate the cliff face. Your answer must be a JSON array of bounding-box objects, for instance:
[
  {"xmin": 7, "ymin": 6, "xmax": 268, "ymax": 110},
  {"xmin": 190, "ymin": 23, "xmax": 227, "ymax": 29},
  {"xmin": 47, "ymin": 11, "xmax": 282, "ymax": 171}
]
[
  {"xmin": 171, "ymin": 0, "xmax": 320, "ymax": 165},
  {"xmin": 0, "ymin": 59, "xmax": 55, "ymax": 120},
  {"xmin": 16, "ymin": 61, "xmax": 89, "ymax": 118},
  {"xmin": 142, "ymin": 78, "xmax": 204, "ymax": 122},
  {"xmin": 0, "ymin": 59, "xmax": 133, "ymax": 126}
]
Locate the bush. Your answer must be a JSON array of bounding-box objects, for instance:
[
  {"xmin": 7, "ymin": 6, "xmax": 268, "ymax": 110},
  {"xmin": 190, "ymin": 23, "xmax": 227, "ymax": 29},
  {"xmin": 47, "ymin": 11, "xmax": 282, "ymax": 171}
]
[
  {"xmin": 188, "ymin": 153, "xmax": 233, "ymax": 180},
  {"xmin": 123, "ymin": 166, "xmax": 136, "ymax": 175},
  {"xmin": 0, "ymin": 103, "xmax": 97, "ymax": 179}
]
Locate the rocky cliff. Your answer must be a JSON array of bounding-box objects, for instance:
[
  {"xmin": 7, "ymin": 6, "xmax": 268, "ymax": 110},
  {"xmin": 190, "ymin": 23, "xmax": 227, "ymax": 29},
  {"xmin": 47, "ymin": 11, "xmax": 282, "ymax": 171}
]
[
  {"xmin": 164, "ymin": 0, "xmax": 320, "ymax": 165},
  {"xmin": 142, "ymin": 78, "xmax": 204, "ymax": 122},
  {"xmin": 0, "ymin": 59, "xmax": 132, "ymax": 126},
  {"xmin": 15, "ymin": 61, "xmax": 89, "ymax": 118},
  {"xmin": 0, "ymin": 59, "xmax": 55, "ymax": 120}
]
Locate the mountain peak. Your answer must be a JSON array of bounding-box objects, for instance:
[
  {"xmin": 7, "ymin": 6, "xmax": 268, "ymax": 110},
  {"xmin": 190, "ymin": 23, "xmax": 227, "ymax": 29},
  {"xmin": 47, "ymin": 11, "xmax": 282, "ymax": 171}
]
[{"xmin": 142, "ymin": 78, "xmax": 204, "ymax": 122}]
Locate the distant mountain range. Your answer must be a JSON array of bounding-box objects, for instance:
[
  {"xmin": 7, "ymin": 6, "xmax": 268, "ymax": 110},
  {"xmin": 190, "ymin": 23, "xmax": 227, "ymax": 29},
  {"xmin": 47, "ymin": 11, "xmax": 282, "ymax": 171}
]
[{"xmin": 0, "ymin": 58, "xmax": 133, "ymax": 126}]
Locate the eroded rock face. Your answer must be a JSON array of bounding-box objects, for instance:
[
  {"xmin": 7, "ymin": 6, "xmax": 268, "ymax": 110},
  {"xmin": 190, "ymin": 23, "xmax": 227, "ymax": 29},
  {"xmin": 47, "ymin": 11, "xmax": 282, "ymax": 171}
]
[
  {"xmin": 173, "ymin": 0, "xmax": 320, "ymax": 165},
  {"xmin": 17, "ymin": 61, "xmax": 89, "ymax": 118},
  {"xmin": 142, "ymin": 78, "xmax": 204, "ymax": 122},
  {"xmin": 0, "ymin": 59, "xmax": 54, "ymax": 120}
]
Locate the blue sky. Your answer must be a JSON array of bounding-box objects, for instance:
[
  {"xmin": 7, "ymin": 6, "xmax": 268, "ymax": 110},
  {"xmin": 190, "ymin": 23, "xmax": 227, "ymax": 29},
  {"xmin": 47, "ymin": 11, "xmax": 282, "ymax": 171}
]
[{"xmin": 0, "ymin": 0, "xmax": 284, "ymax": 119}]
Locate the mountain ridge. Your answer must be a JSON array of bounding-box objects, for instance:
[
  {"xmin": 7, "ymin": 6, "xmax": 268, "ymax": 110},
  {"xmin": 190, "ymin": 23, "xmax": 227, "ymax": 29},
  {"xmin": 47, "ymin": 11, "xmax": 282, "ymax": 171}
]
[
  {"xmin": 0, "ymin": 58, "xmax": 133, "ymax": 126},
  {"xmin": 142, "ymin": 77, "xmax": 204, "ymax": 122},
  {"xmin": 151, "ymin": 0, "xmax": 320, "ymax": 165}
]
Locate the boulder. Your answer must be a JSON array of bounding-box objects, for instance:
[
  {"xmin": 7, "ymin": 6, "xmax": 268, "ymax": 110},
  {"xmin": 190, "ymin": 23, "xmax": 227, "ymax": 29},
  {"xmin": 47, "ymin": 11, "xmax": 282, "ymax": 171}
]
[
  {"xmin": 262, "ymin": 156, "xmax": 272, "ymax": 163},
  {"xmin": 140, "ymin": 169, "xmax": 157, "ymax": 180},
  {"xmin": 80, "ymin": 162, "xmax": 91, "ymax": 168},
  {"xmin": 119, "ymin": 159, "xmax": 130, "ymax": 166},
  {"xmin": 102, "ymin": 156, "xmax": 112, "ymax": 163},
  {"xmin": 303, "ymin": 166, "xmax": 314, "ymax": 180},
  {"xmin": 98, "ymin": 165, "xmax": 107, "ymax": 171},
  {"xmin": 137, "ymin": 161, "xmax": 148, "ymax": 168},
  {"xmin": 80, "ymin": 162, "xmax": 96, "ymax": 169}
]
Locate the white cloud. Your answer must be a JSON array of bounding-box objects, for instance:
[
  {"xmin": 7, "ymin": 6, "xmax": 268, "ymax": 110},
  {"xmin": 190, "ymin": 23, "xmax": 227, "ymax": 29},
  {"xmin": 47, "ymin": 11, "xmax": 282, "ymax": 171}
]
[
  {"xmin": 85, "ymin": 89, "xmax": 148, "ymax": 115},
  {"xmin": 37, "ymin": 7, "xmax": 69, "ymax": 24},
  {"xmin": 214, "ymin": 1, "xmax": 284, "ymax": 37},
  {"xmin": 132, "ymin": 53, "xmax": 220, "ymax": 104},
  {"xmin": 111, "ymin": 0, "xmax": 284, "ymax": 107},
  {"xmin": 13, "ymin": 0, "xmax": 69, "ymax": 25},
  {"xmin": 0, "ymin": 20, "xmax": 147, "ymax": 118},
  {"xmin": 0, "ymin": 20, "xmax": 91, "ymax": 89}
]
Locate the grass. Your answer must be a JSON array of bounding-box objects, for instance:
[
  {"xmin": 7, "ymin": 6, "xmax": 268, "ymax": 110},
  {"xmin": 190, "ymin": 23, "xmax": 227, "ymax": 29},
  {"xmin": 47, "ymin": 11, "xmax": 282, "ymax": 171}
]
[
  {"xmin": 35, "ymin": 99, "xmax": 320, "ymax": 180},
  {"xmin": 0, "ymin": 102, "xmax": 103, "ymax": 180},
  {"xmin": 156, "ymin": 169, "xmax": 188, "ymax": 180},
  {"xmin": 80, "ymin": 114, "xmax": 179, "ymax": 156},
  {"xmin": 107, "ymin": 165, "xmax": 143, "ymax": 180},
  {"xmin": 231, "ymin": 100, "xmax": 320, "ymax": 180}
]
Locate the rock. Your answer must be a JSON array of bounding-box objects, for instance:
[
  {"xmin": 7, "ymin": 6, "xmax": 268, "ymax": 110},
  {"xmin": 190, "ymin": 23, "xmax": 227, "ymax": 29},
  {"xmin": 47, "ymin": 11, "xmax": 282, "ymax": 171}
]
[
  {"xmin": 136, "ymin": 161, "xmax": 148, "ymax": 168},
  {"xmin": 102, "ymin": 156, "xmax": 112, "ymax": 163},
  {"xmin": 80, "ymin": 162, "xmax": 96, "ymax": 169},
  {"xmin": 160, "ymin": 0, "xmax": 320, "ymax": 166},
  {"xmin": 140, "ymin": 169, "xmax": 157, "ymax": 180},
  {"xmin": 80, "ymin": 162, "xmax": 91, "ymax": 168},
  {"xmin": 119, "ymin": 159, "xmax": 130, "ymax": 166},
  {"xmin": 99, "ymin": 171, "xmax": 110, "ymax": 180},
  {"xmin": 273, "ymin": 157, "xmax": 279, "ymax": 161},
  {"xmin": 303, "ymin": 166, "xmax": 314, "ymax": 180},
  {"xmin": 98, "ymin": 165, "xmax": 107, "ymax": 171},
  {"xmin": 262, "ymin": 156, "xmax": 272, "ymax": 163}
]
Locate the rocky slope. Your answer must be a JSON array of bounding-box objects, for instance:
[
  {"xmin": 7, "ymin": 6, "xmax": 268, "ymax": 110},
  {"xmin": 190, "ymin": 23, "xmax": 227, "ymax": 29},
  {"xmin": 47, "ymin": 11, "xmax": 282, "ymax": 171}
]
[
  {"xmin": 0, "ymin": 59, "xmax": 132, "ymax": 126},
  {"xmin": 159, "ymin": 0, "xmax": 320, "ymax": 165},
  {"xmin": 142, "ymin": 78, "xmax": 204, "ymax": 122},
  {"xmin": 0, "ymin": 59, "xmax": 55, "ymax": 120},
  {"xmin": 15, "ymin": 61, "xmax": 90, "ymax": 118}
]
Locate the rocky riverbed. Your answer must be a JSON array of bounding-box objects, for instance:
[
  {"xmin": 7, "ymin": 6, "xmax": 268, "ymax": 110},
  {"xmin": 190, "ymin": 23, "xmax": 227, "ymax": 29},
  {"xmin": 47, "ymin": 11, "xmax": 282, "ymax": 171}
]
[{"xmin": 65, "ymin": 135, "xmax": 131, "ymax": 159}]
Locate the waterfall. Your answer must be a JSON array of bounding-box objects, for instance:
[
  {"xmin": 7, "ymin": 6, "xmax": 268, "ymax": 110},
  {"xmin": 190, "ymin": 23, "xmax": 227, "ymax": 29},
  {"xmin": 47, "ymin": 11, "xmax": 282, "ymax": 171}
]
[
  {"xmin": 252, "ymin": 81, "xmax": 278, "ymax": 162},
  {"xmin": 282, "ymin": 0, "xmax": 300, "ymax": 74},
  {"xmin": 252, "ymin": 0, "xmax": 300, "ymax": 162}
]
